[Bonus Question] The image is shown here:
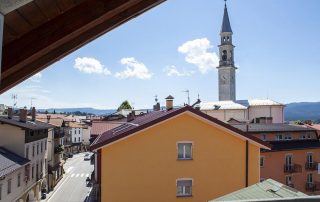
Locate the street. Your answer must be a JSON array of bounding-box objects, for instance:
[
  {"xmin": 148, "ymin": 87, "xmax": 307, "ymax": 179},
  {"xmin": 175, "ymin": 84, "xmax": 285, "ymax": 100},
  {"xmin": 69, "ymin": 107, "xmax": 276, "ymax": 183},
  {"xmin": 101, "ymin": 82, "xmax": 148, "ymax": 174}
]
[{"xmin": 46, "ymin": 153, "xmax": 94, "ymax": 202}]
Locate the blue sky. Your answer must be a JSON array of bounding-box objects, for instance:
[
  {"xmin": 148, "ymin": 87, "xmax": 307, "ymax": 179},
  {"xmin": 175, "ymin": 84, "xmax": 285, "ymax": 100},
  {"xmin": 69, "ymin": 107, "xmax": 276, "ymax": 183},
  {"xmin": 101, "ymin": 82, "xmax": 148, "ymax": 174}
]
[{"xmin": 1, "ymin": 0, "xmax": 320, "ymax": 109}]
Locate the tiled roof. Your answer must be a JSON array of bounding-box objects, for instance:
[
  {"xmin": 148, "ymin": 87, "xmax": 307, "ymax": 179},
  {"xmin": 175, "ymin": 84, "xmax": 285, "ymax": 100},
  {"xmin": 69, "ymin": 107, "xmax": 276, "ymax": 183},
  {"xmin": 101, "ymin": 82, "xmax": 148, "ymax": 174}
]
[
  {"xmin": 0, "ymin": 147, "xmax": 30, "ymax": 178},
  {"xmin": 68, "ymin": 122, "xmax": 85, "ymax": 128},
  {"xmin": 37, "ymin": 118, "xmax": 64, "ymax": 127},
  {"xmin": 91, "ymin": 121, "xmax": 124, "ymax": 136},
  {"xmin": 36, "ymin": 114, "xmax": 66, "ymax": 119},
  {"xmin": 232, "ymin": 123, "xmax": 315, "ymax": 133},
  {"xmin": 200, "ymin": 99, "xmax": 283, "ymax": 110},
  {"xmin": 264, "ymin": 140, "xmax": 320, "ymax": 152},
  {"xmin": 91, "ymin": 106, "xmax": 271, "ymax": 150},
  {"xmin": 0, "ymin": 116, "xmax": 54, "ymax": 130},
  {"xmin": 211, "ymin": 179, "xmax": 307, "ymax": 201},
  {"xmin": 307, "ymin": 124, "xmax": 320, "ymax": 131}
]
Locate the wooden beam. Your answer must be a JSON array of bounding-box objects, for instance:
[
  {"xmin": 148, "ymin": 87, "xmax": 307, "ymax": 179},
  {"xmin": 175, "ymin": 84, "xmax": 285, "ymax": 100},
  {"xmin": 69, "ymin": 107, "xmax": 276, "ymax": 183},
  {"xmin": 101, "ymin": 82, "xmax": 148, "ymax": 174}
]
[{"xmin": 0, "ymin": 0, "xmax": 165, "ymax": 94}]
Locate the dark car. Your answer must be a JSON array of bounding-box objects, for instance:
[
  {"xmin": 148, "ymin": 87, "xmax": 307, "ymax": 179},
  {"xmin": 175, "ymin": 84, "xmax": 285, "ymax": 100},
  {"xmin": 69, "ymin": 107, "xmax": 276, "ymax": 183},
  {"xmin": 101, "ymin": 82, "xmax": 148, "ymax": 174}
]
[{"xmin": 68, "ymin": 153, "xmax": 73, "ymax": 158}]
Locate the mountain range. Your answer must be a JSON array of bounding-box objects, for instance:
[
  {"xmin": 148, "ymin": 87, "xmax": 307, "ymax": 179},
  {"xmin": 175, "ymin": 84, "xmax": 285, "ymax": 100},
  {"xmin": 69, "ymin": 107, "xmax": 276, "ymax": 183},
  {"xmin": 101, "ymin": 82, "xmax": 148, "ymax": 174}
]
[{"xmin": 39, "ymin": 102, "xmax": 320, "ymax": 121}]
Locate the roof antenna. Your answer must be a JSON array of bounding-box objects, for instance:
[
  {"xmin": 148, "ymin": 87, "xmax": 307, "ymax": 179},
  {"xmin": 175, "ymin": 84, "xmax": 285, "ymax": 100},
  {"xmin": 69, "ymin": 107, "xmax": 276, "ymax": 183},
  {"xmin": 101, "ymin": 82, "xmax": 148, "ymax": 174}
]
[
  {"xmin": 183, "ymin": 90, "xmax": 190, "ymax": 105},
  {"xmin": 224, "ymin": 0, "xmax": 227, "ymax": 7},
  {"xmin": 154, "ymin": 95, "xmax": 158, "ymax": 103}
]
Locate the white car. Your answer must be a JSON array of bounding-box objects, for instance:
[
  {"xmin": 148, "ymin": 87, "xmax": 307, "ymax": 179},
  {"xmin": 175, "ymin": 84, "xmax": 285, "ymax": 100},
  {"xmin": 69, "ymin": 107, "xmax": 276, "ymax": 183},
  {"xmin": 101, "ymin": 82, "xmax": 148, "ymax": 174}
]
[{"xmin": 84, "ymin": 153, "xmax": 91, "ymax": 161}]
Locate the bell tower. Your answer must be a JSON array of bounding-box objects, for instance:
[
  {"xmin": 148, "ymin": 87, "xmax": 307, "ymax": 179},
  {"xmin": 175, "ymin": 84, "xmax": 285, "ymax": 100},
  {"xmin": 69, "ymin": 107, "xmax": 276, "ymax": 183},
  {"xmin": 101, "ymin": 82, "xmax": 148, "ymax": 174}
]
[{"xmin": 217, "ymin": 0, "xmax": 236, "ymax": 101}]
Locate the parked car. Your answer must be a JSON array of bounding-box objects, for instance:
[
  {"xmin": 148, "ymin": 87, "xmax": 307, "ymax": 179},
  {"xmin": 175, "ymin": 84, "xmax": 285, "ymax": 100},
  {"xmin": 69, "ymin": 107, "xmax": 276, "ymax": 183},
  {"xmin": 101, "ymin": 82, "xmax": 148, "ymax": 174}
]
[
  {"xmin": 84, "ymin": 153, "xmax": 91, "ymax": 161},
  {"xmin": 68, "ymin": 153, "xmax": 73, "ymax": 158}
]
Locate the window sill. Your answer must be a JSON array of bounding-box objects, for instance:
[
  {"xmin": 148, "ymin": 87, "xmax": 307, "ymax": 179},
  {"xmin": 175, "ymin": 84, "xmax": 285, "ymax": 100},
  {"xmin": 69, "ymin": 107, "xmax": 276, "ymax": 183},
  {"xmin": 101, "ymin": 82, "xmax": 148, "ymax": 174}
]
[
  {"xmin": 177, "ymin": 194, "xmax": 192, "ymax": 198},
  {"xmin": 177, "ymin": 158, "xmax": 193, "ymax": 161}
]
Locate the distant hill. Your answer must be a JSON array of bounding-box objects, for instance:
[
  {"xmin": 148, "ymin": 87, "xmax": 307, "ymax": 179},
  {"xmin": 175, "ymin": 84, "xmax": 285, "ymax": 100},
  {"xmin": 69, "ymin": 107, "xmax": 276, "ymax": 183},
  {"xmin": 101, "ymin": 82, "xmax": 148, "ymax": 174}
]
[
  {"xmin": 285, "ymin": 102, "xmax": 320, "ymax": 122},
  {"xmin": 38, "ymin": 108, "xmax": 116, "ymax": 116}
]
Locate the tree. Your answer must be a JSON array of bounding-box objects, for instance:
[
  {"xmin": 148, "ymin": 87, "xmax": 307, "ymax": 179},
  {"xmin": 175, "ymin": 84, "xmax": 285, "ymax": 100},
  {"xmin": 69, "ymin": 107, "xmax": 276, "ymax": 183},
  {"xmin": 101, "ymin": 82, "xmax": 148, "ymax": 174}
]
[{"xmin": 117, "ymin": 100, "xmax": 132, "ymax": 111}]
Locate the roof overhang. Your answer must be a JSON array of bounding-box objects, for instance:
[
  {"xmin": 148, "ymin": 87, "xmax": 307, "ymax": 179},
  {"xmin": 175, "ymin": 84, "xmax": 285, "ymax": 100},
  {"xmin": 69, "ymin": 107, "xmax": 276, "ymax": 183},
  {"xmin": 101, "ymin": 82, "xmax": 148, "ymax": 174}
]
[{"xmin": 0, "ymin": 0, "xmax": 166, "ymax": 93}]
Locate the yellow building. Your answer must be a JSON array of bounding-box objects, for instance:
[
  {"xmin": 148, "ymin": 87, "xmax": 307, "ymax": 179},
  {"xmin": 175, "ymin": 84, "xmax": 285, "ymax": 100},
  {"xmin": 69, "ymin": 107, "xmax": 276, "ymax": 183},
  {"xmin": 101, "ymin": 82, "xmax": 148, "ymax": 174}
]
[{"xmin": 91, "ymin": 105, "xmax": 270, "ymax": 202}]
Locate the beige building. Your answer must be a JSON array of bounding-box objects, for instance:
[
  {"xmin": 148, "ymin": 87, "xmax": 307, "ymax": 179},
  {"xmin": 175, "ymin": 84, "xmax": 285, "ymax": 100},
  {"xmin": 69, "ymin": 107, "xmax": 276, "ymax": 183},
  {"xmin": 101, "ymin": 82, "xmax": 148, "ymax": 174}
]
[{"xmin": 0, "ymin": 108, "xmax": 54, "ymax": 202}]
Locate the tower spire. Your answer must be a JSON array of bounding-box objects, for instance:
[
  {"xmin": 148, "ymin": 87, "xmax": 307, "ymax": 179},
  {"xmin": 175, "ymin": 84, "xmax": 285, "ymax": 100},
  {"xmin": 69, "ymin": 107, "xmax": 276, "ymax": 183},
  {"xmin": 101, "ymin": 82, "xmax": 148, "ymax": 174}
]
[{"xmin": 221, "ymin": 0, "xmax": 232, "ymax": 33}]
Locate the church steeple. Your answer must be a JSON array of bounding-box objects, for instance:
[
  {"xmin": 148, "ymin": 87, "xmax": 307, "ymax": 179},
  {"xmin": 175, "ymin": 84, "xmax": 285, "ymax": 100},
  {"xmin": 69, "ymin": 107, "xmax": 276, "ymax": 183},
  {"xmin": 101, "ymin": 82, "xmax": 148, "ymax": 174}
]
[
  {"xmin": 221, "ymin": 1, "xmax": 232, "ymax": 33},
  {"xmin": 217, "ymin": 0, "xmax": 236, "ymax": 101}
]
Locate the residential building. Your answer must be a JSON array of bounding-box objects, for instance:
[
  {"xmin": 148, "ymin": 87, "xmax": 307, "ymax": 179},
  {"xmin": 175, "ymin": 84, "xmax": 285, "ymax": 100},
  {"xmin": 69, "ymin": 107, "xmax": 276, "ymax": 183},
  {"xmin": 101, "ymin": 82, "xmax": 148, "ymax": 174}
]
[
  {"xmin": 65, "ymin": 122, "xmax": 85, "ymax": 153},
  {"xmin": 233, "ymin": 123, "xmax": 320, "ymax": 194},
  {"xmin": 90, "ymin": 99, "xmax": 270, "ymax": 202},
  {"xmin": 0, "ymin": 104, "xmax": 6, "ymax": 115},
  {"xmin": 0, "ymin": 147, "xmax": 30, "ymax": 202},
  {"xmin": 211, "ymin": 179, "xmax": 309, "ymax": 201},
  {"xmin": 82, "ymin": 123, "xmax": 91, "ymax": 150},
  {"xmin": 0, "ymin": 107, "xmax": 54, "ymax": 201},
  {"xmin": 200, "ymin": 1, "xmax": 284, "ymax": 123},
  {"xmin": 37, "ymin": 116, "xmax": 65, "ymax": 192}
]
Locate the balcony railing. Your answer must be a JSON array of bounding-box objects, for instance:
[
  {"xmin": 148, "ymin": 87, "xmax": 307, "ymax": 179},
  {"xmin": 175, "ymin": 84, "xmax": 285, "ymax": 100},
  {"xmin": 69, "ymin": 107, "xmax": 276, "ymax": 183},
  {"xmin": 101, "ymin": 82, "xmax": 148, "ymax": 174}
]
[
  {"xmin": 305, "ymin": 162, "xmax": 318, "ymax": 171},
  {"xmin": 306, "ymin": 182, "xmax": 320, "ymax": 192},
  {"xmin": 284, "ymin": 164, "xmax": 302, "ymax": 173}
]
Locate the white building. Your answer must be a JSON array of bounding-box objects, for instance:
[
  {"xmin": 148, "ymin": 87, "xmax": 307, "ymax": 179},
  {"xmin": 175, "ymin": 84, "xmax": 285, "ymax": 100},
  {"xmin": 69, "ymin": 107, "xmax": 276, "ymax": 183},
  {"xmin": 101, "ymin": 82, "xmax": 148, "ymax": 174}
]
[
  {"xmin": 201, "ymin": 2, "xmax": 285, "ymax": 123},
  {"xmin": 0, "ymin": 108, "xmax": 54, "ymax": 202},
  {"xmin": 200, "ymin": 99, "xmax": 284, "ymax": 123}
]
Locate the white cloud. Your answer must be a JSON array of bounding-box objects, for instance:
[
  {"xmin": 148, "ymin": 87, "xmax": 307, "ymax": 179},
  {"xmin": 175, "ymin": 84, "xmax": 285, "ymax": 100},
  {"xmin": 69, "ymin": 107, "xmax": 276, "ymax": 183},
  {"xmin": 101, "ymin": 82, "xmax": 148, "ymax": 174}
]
[
  {"xmin": 29, "ymin": 73, "xmax": 42, "ymax": 82},
  {"xmin": 178, "ymin": 38, "xmax": 219, "ymax": 74},
  {"xmin": 115, "ymin": 57, "xmax": 153, "ymax": 80},
  {"xmin": 163, "ymin": 65, "xmax": 195, "ymax": 77},
  {"xmin": 74, "ymin": 57, "xmax": 111, "ymax": 75}
]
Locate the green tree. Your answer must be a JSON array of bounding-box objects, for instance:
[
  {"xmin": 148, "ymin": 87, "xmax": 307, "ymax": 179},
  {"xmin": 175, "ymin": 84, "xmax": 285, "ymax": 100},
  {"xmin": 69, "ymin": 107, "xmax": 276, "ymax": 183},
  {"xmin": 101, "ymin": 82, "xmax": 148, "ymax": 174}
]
[{"xmin": 117, "ymin": 100, "xmax": 132, "ymax": 111}]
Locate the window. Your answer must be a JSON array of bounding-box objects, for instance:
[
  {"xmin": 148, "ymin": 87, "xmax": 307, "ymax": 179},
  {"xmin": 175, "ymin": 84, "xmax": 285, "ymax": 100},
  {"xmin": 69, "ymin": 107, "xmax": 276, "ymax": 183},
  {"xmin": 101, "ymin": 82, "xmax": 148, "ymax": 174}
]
[
  {"xmin": 307, "ymin": 173, "xmax": 313, "ymax": 184},
  {"xmin": 45, "ymin": 141, "xmax": 47, "ymax": 150},
  {"xmin": 177, "ymin": 179, "xmax": 192, "ymax": 197},
  {"xmin": 41, "ymin": 142, "xmax": 43, "ymax": 153},
  {"xmin": 275, "ymin": 134, "xmax": 283, "ymax": 141},
  {"xmin": 300, "ymin": 134, "xmax": 306, "ymax": 139},
  {"xmin": 260, "ymin": 156, "xmax": 265, "ymax": 167},
  {"xmin": 286, "ymin": 175, "xmax": 292, "ymax": 186},
  {"xmin": 177, "ymin": 143, "xmax": 192, "ymax": 160},
  {"xmin": 7, "ymin": 179, "xmax": 11, "ymax": 194},
  {"xmin": 32, "ymin": 165, "xmax": 34, "ymax": 179},
  {"xmin": 74, "ymin": 137, "xmax": 76, "ymax": 142},
  {"xmin": 78, "ymin": 137, "xmax": 80, "ymax": 142},
  {"xmin": 0, "ymin": 184, "xmax": 2, "ymax": 200},
  {"xmin": 284, "ymin": 134, "xmax": 292, "ymax": 140},
  {"xmin": 37, "ymin": 144, "xmax": 39, "ymax": 155},
  {"xmin": 17, "ymin": 173, "xmax": 21, "ymax": 187},
  {"xmin": 32, "ymin": 145, "xmax": 35, "ymax": 157},
  {"xmin": 307, "ymin": 133, "xmax": 312, "ymax": 139},
  {"xmin": 25, "ymin": 146, "xmax": 29, "ymax": 159},
  {"xmin": 40, "ymin": 160, "xmax": 43, "ymax": 173},
  {"xmin": 262, "ymin": 134, "xmax": 266, "ymax": 141}
]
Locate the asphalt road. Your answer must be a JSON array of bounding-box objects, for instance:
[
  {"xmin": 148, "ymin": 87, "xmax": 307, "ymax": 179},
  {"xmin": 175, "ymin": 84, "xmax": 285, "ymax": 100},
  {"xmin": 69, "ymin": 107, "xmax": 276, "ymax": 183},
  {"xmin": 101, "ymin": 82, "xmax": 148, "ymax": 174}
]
[{"xmin": 47, "ymin": 153, "xmax": 94, "ymax": 202}]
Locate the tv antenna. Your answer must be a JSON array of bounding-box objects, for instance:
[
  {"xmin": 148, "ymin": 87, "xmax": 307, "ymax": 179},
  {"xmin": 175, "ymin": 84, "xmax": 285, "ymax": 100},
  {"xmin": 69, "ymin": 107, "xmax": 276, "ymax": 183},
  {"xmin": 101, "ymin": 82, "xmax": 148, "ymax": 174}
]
[
  {"xmin": 183, "ymin": 90, "xmax": 190, "ymax": 105},
  {"xmin": 154, "ymin": 95, "xmax": 158, "ymax": 103},
  {"xmin": 12, "ymin": 94, "xmax": 18, "ymax": 108}
]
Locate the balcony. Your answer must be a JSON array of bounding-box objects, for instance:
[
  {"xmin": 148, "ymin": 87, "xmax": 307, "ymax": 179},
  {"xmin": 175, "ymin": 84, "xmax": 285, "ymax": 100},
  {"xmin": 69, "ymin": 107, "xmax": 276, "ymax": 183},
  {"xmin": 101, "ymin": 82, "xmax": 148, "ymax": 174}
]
[
  {"xmin": 305, "ymin": 162, "xmax": 318, "ymax": 171},
  {"xmin": 283, "ymin": 164, "xmax": 302, "ymax": 173},
  {"xmin": 306, "ymin": 182, "xmax": 320, "ymax": 192}
]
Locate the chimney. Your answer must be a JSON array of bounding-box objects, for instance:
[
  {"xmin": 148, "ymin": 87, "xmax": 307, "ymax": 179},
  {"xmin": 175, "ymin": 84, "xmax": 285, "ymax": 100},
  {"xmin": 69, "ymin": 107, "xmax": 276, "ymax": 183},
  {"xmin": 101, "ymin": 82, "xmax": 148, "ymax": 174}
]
[
  {"xmin": 19, "ymin": 108, "xmax": 27, "ymax": 123},
  {"xmin": 7, "ymin": 107, "xmax": 13, "ymax": 119},
  {"xmin": 47, "ymin": 115, "xmax": 51, "ymax": 123},
  {"xmin": 127, "ymin": 112, "xmax": 135, "ymax": 122},
  {"xmin": 153, "ymin": 103, "xmax": 160, "ymax": 111},
  {"xmin": 31, "ymin": 107, "xmax": 36, "ymax": 121},
  {"xmin": 165, "ymin": 95, "xmax": 174, "ymax": 110}
]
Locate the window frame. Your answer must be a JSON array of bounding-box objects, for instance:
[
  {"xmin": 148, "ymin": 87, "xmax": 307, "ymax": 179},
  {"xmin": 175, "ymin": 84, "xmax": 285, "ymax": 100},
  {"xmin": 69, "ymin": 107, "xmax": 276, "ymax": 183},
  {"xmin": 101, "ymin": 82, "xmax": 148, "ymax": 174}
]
[
  {"xmin": 7, "ymin": 179, "xmax": 11, "ymax": 194},
  {"xmin": 17, "ymin": 173, "xmax": 21, "ymax": 187},
  {"xmin": 285, "ymin": 175, "xmax": 292, "ymax": 186},
  {"xmin": 177, "ymin": 141, "xmax": 193, "ymax": 160},
  {"xmin": 260, "ymin": 156, "xmax": 265, "ymax": 167},
  {"xmin": 176, "ymin": 178, "xmax": 193, "ymax": 197},
  {"xmin": 275, "ymin": 134, "xmax": 283, "ymax": 141}
]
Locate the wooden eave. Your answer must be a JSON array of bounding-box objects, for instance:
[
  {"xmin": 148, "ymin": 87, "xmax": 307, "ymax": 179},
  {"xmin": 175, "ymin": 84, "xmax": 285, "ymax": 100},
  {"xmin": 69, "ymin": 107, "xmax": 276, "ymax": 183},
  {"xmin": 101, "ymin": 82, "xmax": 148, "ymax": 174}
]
[{"xmin": 0, "ymin": 0, "xmax": 165, "ymax": 94}]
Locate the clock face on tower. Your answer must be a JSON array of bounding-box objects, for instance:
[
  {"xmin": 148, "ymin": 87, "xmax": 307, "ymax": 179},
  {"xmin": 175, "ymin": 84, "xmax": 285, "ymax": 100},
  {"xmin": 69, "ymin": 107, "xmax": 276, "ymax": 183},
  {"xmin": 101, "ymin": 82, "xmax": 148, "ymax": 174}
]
[{"xmin": 220, "ymin": 75, "xmax": 228, "ymax": 84}]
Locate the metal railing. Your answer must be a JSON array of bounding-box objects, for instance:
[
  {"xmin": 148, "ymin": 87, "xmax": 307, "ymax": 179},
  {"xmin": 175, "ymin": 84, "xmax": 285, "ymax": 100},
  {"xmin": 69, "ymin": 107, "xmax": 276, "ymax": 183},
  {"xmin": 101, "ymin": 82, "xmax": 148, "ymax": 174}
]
[
  {"xmin": 306, "ymin": 182, "xmax": 320, "ymax": 192},
  {"xmin": 305, "ymin": 162, "xmax": 318, "ymax": 171},
  {"xmin": 284, "ymin": 164, "xmax": 302, "ymax": 173}
]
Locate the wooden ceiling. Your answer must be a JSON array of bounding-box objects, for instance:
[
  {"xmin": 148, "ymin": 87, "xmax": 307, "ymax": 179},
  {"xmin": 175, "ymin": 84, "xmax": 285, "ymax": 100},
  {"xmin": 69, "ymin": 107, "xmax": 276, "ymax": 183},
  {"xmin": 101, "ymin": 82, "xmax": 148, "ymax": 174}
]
[{"xmin": 0, "ymin": 0, "xmax": 165, "ymax": 94}]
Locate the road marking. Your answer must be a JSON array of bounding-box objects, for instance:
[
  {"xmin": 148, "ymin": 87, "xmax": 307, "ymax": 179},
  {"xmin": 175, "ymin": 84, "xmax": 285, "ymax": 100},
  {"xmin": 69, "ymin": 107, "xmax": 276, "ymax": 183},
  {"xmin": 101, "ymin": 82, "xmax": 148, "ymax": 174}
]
[
  {"xmin": 76, "ymin": 174, "xmax": 80, "ymax": 177},
  {"xmin": 65, "ymin": 166, "xmax": 74, "ymax": 174},
  {"xmin": 71, "ymin": 174, "xmax": 75, "ymax": 177}
]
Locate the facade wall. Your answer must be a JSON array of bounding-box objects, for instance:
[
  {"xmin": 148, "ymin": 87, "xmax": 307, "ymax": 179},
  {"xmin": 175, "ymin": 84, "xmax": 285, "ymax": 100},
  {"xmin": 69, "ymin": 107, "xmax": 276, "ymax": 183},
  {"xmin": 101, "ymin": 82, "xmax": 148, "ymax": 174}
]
[
  {"xmin": 100, "ymin": 113, "xmax": 260, "ymax": 202},
  {"xmin": 82, "ymin": 127, "xmax": 91, "ymax": 145},
  {"xmin": 256, "ymin": 131, "xmax": 316, "ymax": 142},
  {"xmin": 71, "ymin": 128, "xmax": 83, "ymax": 143},
  {"xmin": 203, "ymin": 109, "xmax": 247, "ymax": 122},
  {"xmin": 249, "ymin": 106, "xmax": 284, "ymax": 123},
  {"xmin": 0, "ymin": 124, "xmax": 25, "ymax": 156},
  {"xmin": 261, "ymin": 149, "xmax": 320, "ymax": 194},
  {"xmin": 0, "ymin": 166, "xmax": 26, "ymax": 202}
]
